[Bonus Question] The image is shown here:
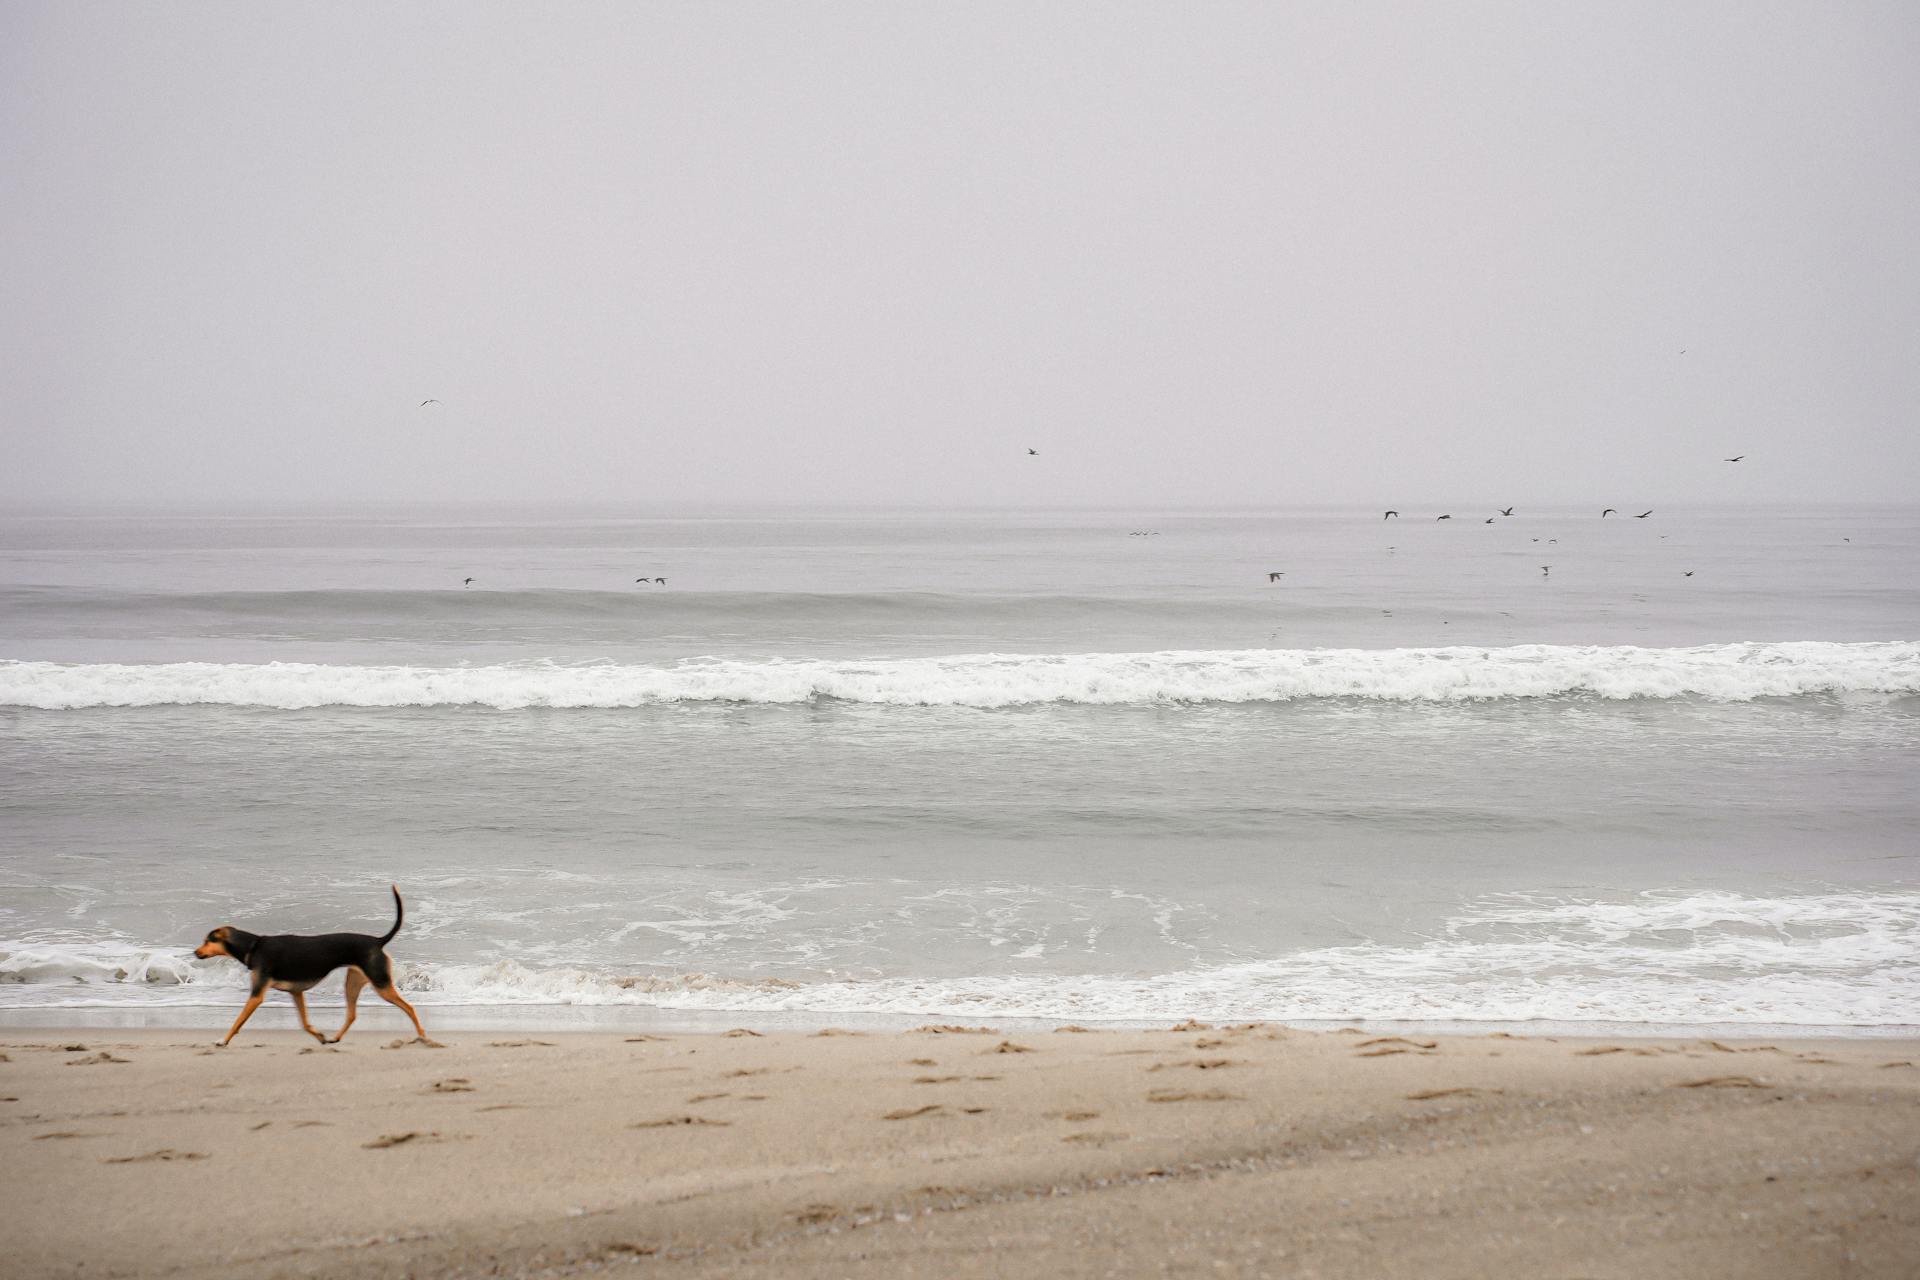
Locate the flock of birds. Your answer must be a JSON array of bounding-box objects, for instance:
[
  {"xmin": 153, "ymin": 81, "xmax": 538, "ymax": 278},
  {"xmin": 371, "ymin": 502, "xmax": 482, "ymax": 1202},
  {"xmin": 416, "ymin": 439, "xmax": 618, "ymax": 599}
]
[
  {"xmin": 430, "ymin": 409, "xmax": 1752, "ymax": 590},
  {"xmin": 1264, "ymin": 456, "xmax": 1753, "ymax": 585}
]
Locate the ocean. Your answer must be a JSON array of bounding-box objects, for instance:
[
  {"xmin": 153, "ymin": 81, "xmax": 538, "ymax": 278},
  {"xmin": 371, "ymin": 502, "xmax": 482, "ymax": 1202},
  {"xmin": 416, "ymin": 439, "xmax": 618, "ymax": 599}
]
[{"xmin": 1, "ymin": 505, "xmax": 1915, "ymax": 1036}]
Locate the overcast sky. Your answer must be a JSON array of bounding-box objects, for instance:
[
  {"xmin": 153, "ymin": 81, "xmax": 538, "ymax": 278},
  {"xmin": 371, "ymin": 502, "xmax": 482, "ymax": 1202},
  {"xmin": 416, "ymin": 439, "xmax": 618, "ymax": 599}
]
[{"xmin": 3, "ymin": 2, "xmax": 1916, "ymax": 510}]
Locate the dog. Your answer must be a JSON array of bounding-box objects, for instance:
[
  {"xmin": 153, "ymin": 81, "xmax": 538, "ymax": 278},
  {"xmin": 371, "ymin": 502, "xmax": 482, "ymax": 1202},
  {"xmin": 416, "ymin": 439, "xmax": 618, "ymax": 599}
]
[{"xmin": 194, "ymin": 885, "xmax": 427, "ymax": 1046}]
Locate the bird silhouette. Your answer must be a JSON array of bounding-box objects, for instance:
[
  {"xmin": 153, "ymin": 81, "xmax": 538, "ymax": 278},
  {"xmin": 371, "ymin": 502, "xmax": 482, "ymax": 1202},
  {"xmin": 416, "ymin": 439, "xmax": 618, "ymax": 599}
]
[
  {"xmin": 1027, "ymin": 448, "xmax": 1038, "ymax": 456},
  {"xmin": 1540, "ymin": 566, "xmax": 1551, "ymax": 576},
  {"xmin": 1383, "ymin": 510, "xmax": 1399, "ymax": 519},
  {"xmin": 1484, "ymin": 518, "xmax": 1495, "ymax": 524},
  {"xmin": 1636, "ymin": 511, "xmax": 1653, "ymax": 519},
  {"xmin": 1267, "ymin": 572, "xmax": 1284, "ymax": 582},
  {"xmin": 1436, "ymin": 514, "xmax": 1452, "ymax": 521},
  {"xmin": 462, "ymin": 577, "xmax": 473, "ymax": 587},
  {"xmin": 1684, "ymin": 571, "xmax": 1694, "ymax": 577},
  {"xmin": 1724, "ymin": 456, "xmax": 1744, "ymax": 462},
  {"xmin": 1499, "ymin": 507, "xmax": 1514, "ymax": 516},
  {"xmin": 1602, "ymin": 509, "xmax": 1617, "ymax": 517},
  {"xmin": 420, "ymin": 399, "xmax": 441, "ymax": 407}
]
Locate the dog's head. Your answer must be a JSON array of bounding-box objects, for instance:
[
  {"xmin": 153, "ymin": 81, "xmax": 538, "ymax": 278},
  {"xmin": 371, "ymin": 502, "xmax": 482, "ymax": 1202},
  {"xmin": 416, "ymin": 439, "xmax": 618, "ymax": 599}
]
[{"xmin": 194, "ymin": 926, "xmax": 253, "ymax": 962}]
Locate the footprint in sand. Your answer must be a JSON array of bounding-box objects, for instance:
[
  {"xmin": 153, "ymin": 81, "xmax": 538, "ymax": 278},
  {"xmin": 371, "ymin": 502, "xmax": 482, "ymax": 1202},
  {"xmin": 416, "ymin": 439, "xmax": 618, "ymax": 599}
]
[
  {"xmin": 792, "ymin": 1204, "xmax": 841, "ymax": 1225},
  {"xmin": 363, "ymin": 1131, "xmax": 466, "ymax": 1148},
  {"xmin": 988, "ymin": 1041, "xmax": 1036, "ymax": 1054},
  {"xmin": 908, "ymin": 1058, "xmax": 938, "ymax": 1067},
  {"xmin": 1146, "ymin": 1058, "xmax": 1243, "ymax": 1072},
  {"xmin": 249, "ymin": 1121, "xmax": 273, "ymax": 1131},
  {"xmin": 1045, "ymin": 1110, "xmax": 1102, "ymax": 1122},
  {"xmin": 723, "ymin": 1067, "xmax": 775, "ymax": 1078},
  {"xmin": 1356, "ymin": 1037, "xmax": 1437, "ymax": 1051},
  {"xmin": 812, "ymin": 1028, "xmax": 865, "ymax": 1037},
  {"xmin": 1169, "ymin": 1020, "xmax": 1213, "ymax": 1032},
  {"xmin": 1062, "ymin": 1131, "xmax": 1131, "ymax": 1146},
  {"xmin": 103, "ymin": 1149, "xmax": 208, "ymax": 1164},
  {"xmin": 487, "ymin": 1039, "xmax": 553, "ymax": 1048},
  {"xmin": 292, "ymin": 1120, "xmax": 331, "ymax": 1128},
  {"xmin": 624, "ymin": 1034, "xmax": 668, "ymax": 1043},
  {"xmin": 1053, "ymin": 1025, "xmax": 1095, "ymax": 1034},
  {"xmin": 299, "ymin": 1046, "xmax": 341, "ymax": 1055},
  {"xmin": 685, "ymin": 1092, "xmax": 731, "ymax": 1104},
  {"xmin": 428, "ymin": 1078, "xmax": 475, "ymax": 1093},
  {"xmin": 1673, "ymin": 1076, "xmax": 1771, "ymax": 1089},
  {"xmin": 631, "ymin": 1115, "xmax": 731, "ymax": 1128},
  {"xmin": 64, "ymin": 1052, "xmax": 130, "ymax": 1066},
  {"xmin": 33, "ymin": 1131, "xmax": 106, "ymax": 1141},
  {"xmin": 382, "ymin": 1038, "xmax": 446, "ymax": 1050},
  {"xmin": 1146, "ymin": 1088, "xmax": 1242, "ymax": 1103},
  {"xmin": 913, "ymin": 1075, "xmax": 965, "ymax": 1084},
  {"xmin": 912, "ymin": 1025, "xmax": 999, "ymax": 1036},
  {"xmin": 723, "ymin": 1029, "xmax": 764, "ymax": 1038},
  {"xmin": 1405, "ymin": 1088, "xmax": 1486, "ymax": 1101},
  {"xmin": 882, "ymin": 1105, "xmax": 945, "ymax": 1120}
]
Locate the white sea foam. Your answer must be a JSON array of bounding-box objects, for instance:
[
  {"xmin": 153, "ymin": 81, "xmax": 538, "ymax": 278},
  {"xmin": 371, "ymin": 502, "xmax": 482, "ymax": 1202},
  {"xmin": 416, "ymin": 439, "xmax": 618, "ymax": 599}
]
[
  {"xmin": 3, "ymin": 641, "xmax": 1915, "ymax": 709},
  {"xmin": 5, "ymin": 891, "xmax": 1913, "ymax": 1029}
]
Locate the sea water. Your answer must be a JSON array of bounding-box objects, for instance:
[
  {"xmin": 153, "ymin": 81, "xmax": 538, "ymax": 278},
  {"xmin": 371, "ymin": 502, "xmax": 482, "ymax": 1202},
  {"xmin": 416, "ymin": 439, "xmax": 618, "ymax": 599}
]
[{"xmin": 1, "ymin": 505, "xmax": 1915, "ymax": 1033}]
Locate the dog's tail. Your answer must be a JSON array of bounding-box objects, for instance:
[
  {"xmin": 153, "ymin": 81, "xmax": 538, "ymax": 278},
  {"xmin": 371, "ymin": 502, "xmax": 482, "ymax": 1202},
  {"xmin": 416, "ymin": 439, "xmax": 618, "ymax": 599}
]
[{"xmin": 379, "ymin": 884, "xmax": 405, "ymax": 946}]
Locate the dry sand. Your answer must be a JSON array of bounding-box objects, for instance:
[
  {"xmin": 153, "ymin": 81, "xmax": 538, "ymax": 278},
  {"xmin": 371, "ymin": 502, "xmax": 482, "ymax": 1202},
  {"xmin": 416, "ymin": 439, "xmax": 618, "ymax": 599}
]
[{"xmin": 2, "ymin": 1023, "xmax": 1916, "ymax": 1278}]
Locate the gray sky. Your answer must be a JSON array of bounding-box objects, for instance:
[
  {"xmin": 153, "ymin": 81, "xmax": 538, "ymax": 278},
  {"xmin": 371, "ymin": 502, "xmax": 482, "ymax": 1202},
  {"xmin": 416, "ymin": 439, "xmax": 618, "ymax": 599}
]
[{"xmin": 4, "ymin": 1, "xmax": 1917, "ymax": 510}]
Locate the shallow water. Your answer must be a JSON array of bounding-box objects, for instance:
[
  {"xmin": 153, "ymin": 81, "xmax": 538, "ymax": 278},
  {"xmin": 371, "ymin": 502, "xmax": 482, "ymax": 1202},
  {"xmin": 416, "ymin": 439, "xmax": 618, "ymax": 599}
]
[{"xmin": 2, "ymin": 504, "xmax": 1915, "ymax": 1031}]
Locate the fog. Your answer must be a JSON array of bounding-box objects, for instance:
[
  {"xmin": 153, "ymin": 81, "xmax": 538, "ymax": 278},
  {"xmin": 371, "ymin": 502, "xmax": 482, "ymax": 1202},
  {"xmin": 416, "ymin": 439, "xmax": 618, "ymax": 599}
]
[{"xmin": 4, "ymin": 2, "xmax": 1917, "ymax": 510}]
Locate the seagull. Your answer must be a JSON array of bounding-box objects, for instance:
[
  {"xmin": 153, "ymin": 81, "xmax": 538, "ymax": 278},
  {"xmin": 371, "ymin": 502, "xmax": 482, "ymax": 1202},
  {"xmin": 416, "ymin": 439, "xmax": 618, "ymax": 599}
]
[
  {"xmin": 1484, "ymin": 518, "xmax": 1495, "ymax": 524},
  {"xmin": 1636, "ymin": 511, "xmax": 1653, "ymax": 519},
  {"xmin": 1267, "ymin": 572, "xmax": 1285, "ymax": 582},
  {"xmin": 1602, "ymin": 509, "xmax": 1617, "ymax": 517},
  {"xmin": 1436, "ymin": 514, "xmax": 1452, "ymax": 521},
  {"xmin": 420, "ymin": 399, "xmax": 441, "ymax": 406},
  {"xmin": 1724, "ymin": 455, "xmax": 1744, "ymax": 462},
  {"xmin": 1684, "ymin": 571, "xmax": 1694, "ymax": 577},
  {"xmin": 1499, "ymin": 507, "xmax": 1514, "ymax": 516},
  {"xmin": 1383, "ymin": 510, "xmax": 1399, "ymax": 519},
  {"xmin": 635, "ymin": 578, "xmax": 651, "ymax": 585},
  {"xmin": 1027, "ymin": 448, "xmax": 1038, "ymax": 456},
  {"xmin": 1540, "ymin": 566, "xmax": 1551, "ymax": 576},
  {"xmin": 655, "ymin": 577, "xmax": 667, "ymax": 585},
  {"xmin": 463, "ymin": 577, "xmax": 473, "ymax": 587}
]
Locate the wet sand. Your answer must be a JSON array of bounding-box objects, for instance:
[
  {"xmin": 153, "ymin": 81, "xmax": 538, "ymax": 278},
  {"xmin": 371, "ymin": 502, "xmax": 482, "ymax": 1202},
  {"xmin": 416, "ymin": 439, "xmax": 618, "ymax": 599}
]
[{"xmin": 2, "ymin": 1024, "xmax": 1916, "ymax": 1278}]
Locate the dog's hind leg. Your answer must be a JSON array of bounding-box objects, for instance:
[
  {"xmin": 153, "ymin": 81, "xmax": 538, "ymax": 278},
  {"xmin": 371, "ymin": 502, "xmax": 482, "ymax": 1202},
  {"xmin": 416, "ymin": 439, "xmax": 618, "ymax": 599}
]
[
  {"xmin": 290, "ymin": 990, "xmax": 328, "ymax": 1043},
  {"xmin": 372, "ymin": 980, "xmax": 428, "ymax": 1041},
  {"xmin": 329, "ymin": 967, "xmax": 368, "ymax": 1043}
]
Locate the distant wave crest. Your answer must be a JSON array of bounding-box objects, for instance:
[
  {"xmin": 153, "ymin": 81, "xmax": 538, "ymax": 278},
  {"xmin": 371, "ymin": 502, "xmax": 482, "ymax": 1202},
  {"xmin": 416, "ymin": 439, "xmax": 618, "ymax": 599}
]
[{"xmin": 1, "ymin": 642, "xmax": 1916, "ymax": 710}]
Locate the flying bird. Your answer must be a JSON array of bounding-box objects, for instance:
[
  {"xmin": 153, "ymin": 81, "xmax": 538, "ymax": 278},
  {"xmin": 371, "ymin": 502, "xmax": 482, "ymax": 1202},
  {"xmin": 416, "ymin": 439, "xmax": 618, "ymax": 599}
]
[
  {"xmin": 1267, "ymin": 572, "xmax": 1285, "ymax": 582},
  {"xmin": 1383, "ymin": 510, "xmax": 1399, "ymax": 519},
  {"xmin": 1724, "ymin": 456, "xmax": 1744, "ymax": 462},
  {"xmin": 1484, "ymin": 518, "xmax": 1494, "ymax": 524},
  {"xmin": 462, "ymin": 577, "xmax": 473, "ymax": 587},
  {"xmin": 1602, "ymin": 509, "xmax": 1616, "ymax": 517},
  {"xmin": 1027, "ymin": 448, "xmax": 1038, "ymax": 456},
  {"xmin": 1436, "ymin": 514, "xmax": 1452, "ymax": 521},
  {"xmin": 420, "ymin": 399, "xmax": 441, "ymax": 406},
  {"xmin": 1636, "ymin": 511, "xmax": 1653, "ymax": 519},
  {"xmin": 1540, "ymin": 566, "xmax": 1551, "ymax": 576},
  {"xmin": 1684, "ymin": 571, "xmax": 1694, "ymax": 577},
  {"xmin": 1499, "ymin": 507, "xmax": 1514, "ymax": 516}
]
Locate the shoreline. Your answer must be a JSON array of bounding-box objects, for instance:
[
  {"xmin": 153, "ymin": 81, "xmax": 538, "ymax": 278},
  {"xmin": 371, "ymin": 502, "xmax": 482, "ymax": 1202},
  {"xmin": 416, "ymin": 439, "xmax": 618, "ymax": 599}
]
[
  {"xmin": 4, "ymin": 1003, "xmax": 1917, "ymax": 1042},
  {"xmin": 4, "ymin": 1024, "xmax": 1916, "ymax": 1278}
]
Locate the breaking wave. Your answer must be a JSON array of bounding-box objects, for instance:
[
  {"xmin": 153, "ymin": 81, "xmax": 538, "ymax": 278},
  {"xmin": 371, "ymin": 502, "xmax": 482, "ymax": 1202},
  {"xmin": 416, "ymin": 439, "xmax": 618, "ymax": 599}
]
[
  {"xmin": 4, "ymin": 891, "xmax": 1914, "ymax": 1029},
  {"xmin": 2, "ymin": 641, "xmax": 1916, "ymax": 709}
]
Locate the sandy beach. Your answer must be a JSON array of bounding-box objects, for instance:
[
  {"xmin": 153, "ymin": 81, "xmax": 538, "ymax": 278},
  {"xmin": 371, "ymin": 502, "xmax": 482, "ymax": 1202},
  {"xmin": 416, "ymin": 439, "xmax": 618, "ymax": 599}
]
[{"xmin": 2, "ymin": 1024, "xmax": 1916, "ymax": 1278}]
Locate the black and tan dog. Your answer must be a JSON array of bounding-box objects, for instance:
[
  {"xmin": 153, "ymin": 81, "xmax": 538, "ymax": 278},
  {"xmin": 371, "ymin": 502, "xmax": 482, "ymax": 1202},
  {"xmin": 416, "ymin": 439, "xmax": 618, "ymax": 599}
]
[{"xmin": 194, "ymin": 885, "xmax": 428, "ymax": 1046}]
